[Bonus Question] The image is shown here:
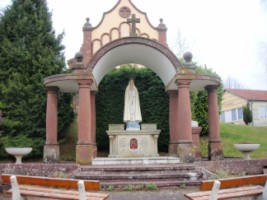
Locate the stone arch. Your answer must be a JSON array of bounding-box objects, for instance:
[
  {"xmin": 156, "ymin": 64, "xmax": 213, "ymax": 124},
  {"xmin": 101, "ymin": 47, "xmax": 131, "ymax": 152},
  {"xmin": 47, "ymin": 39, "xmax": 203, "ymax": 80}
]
[{"xmin": 86, "ymin": 37, "xmax": 181, "ymax": 87}]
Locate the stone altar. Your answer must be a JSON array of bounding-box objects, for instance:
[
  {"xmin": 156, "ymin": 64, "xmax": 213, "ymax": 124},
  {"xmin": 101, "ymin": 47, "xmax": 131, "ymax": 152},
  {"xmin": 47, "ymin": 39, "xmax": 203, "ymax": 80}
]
[{"xmin": 107, "ymin": 123, "xmax": 160, "ymax": 158}]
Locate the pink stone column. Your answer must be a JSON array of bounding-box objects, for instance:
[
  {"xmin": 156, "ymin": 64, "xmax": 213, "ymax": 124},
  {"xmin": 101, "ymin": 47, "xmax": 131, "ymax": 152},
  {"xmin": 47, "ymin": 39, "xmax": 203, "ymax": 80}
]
[
  {"xmin": 168, "ymin": 90, "xmax": 179, "ymax": 155},
  {"xmin": 43, "ymin": 87, "xmax": 60, "ymax": 163},
  {"xmin": 206, "ymin": 85, "xmax": 223, "ymax": 160},
  {"xmin": 177, "ymin": 80, "xmax": 192, "ymax": 141},
  {"xmin": 176, "ymin": 80, "xmax": 194, "ymax": 162},
  {"xmin": 76, "ymin": 80, "xmax": 94, "ymax": 165},
  {"xmin": 91, "ymin": 91, "xmax": 97, "ymax": 158}
]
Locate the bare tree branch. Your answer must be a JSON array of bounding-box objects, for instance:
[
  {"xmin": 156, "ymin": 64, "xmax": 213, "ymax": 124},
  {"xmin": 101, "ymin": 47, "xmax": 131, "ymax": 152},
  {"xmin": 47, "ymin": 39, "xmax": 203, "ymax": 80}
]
[
  {"xmin": 224, "ymin": 77, "xmax": 246, "ymax": 89},
  {"xmin": 171, "ymin": 29, "xmax": 191, "ymax": 60}
]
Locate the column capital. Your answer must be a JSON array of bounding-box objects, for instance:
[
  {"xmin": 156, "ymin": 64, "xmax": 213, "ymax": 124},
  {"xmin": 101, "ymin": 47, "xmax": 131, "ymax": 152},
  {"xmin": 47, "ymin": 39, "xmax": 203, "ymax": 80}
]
[
  {"xmin": 46, "ymin": 86, "xmax": 59, "ymax": 93},
  {"xmin": 167, "ymin": 90, "xmax": 178, "ymax": 96},
  {"xmin": 77, "ymin": 79, "xmax": 93, "ymax": 87},
  {"xmin": 175, "ymin": 79, "xmax": 191, "ymax": 88},
  {"xmin": 205, "ymin": 85, "xmax": 219, "ymax": 92},
  {"xmin": 90, "ymin": 91, "xmax": 97, "ymax": 96}
]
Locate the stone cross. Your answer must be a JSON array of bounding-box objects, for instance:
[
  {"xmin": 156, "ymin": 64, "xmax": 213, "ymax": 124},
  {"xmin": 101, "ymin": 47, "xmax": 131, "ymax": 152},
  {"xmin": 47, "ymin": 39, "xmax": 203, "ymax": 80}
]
[{"xmin": 127, "ymin": 14, "xmax": 140, "ymax": 37}]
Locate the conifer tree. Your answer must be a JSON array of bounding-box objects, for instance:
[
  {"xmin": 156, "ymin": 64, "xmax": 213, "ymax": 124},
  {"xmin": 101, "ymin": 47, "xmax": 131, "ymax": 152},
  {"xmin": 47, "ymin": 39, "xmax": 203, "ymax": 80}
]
[
  {"xmin": 243, "ymin": 103, "xmax": 252, "ymax": 125},
  {"xmin": 0, "ymin": 0, "xmax": 73, "ymax": 152}
]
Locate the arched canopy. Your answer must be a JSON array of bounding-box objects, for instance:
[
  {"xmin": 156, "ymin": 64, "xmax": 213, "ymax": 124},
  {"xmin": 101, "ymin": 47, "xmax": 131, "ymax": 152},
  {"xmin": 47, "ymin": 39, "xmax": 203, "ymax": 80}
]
[
  {"xmin": 87, "ymin": 37, "xmax": 181, "ymax": 87},
  {"xmin": 44, "ymin": 37, "xmax": 221, "ymax": 92}
]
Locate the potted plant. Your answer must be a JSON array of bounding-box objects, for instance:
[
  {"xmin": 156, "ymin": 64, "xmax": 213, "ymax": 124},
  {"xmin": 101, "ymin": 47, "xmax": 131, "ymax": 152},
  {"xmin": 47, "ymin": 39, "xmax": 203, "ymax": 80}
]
[{"xmin": 233, "ymin": 142, "xmax": 260, "ymax": 160}]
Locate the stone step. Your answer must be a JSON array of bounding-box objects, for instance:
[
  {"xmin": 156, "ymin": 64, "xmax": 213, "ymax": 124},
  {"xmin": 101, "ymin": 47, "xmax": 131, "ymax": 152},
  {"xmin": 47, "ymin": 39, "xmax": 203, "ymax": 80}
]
[
  {"xmin": 75, "ymin": 172, "xmax": 201, "ymax": 180},
  {"xmin": 77, "ymin": 170, "xmax": 199, "ymax": 175},
  {"xmin": 75, "ymin": 163, "xmax": 202, "ymax": 187},
  {"xmin": 92, "ymin": 157, "xmax": 180, "ymax": 165},
  {"xmin": 80, "ymin": 163, "xmax": 196, "ymax": 172},
  {"xmin": 100, "ymin": 179, "xmax": 201, "ymax": 188},
  {"xmin": 75, "ymin": 162, "xmax": 202, "ymax": 188}
]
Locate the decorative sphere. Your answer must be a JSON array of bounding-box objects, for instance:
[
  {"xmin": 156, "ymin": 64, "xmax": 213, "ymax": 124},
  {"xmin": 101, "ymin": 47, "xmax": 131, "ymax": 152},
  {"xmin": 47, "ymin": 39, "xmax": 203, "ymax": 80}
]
[
  {"xmin": 183, "ymin": 52, "xmax": 193, "ymax": 62},
  {"xmin": 75, "ymin": 52, "xmax": 83, "ymax": 62}
]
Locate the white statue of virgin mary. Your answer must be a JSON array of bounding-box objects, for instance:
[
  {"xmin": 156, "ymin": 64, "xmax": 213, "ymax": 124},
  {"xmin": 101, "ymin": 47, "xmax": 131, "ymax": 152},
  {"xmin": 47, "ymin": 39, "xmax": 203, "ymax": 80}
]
[{"xmin": 123, "ymin": 79, "xmax": 142, "ymax": 130}]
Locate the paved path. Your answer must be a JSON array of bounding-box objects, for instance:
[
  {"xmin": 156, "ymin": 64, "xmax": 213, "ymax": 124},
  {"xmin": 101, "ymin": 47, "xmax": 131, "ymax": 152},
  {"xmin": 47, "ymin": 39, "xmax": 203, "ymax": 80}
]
[
  {"xmin": 105, "ymin": 186, "xmax": 198, "ymax": 200},
  {"xmin": 107, "ymin": 189, "xmax": 193, "ymax": 200},
  {"xmin": 0, "ymin": 188, "xmax": 254, "ymax": 200},
  {"xmin": 0, "ymin": 187, "xmax": 197, "ymax": 200}
]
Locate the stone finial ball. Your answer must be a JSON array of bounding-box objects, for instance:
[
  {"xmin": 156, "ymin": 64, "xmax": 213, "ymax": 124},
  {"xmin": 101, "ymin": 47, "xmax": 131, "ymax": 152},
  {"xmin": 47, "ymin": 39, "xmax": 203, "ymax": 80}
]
[
  {"xmin": 183, "ymin": 52, "xmax": 193, "ymax": 62},
  {"xmin": 75, "ymin": 52, "xmax": 83, "ymax": 62}
]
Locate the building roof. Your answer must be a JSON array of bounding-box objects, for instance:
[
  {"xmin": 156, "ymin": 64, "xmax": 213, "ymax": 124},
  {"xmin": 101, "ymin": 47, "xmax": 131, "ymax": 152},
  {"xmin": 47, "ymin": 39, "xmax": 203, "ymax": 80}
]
[{"xmin": 226, "ymin": 89, "xmax": 267, "ymax": 101}]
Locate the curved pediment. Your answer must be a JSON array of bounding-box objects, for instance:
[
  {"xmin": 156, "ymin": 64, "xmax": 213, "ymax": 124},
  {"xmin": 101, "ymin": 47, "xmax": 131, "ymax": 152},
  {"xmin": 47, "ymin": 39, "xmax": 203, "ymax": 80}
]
[{"xmin": 90, "ymin": 0, "xmax": 161, "ymax": 55}]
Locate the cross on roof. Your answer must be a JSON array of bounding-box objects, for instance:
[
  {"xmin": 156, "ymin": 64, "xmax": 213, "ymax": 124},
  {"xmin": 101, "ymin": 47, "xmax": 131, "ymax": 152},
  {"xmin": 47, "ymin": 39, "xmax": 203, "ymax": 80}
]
[{"xmin": 127, "ymin": 14, "xmax": 140, "ymax": 37}]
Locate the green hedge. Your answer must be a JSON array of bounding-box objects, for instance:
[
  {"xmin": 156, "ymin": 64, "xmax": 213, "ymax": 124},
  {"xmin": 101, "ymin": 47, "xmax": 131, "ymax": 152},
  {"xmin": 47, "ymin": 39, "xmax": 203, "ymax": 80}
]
[{"xmin": 96, "ymin": 66, "xmax": 169, "ymax": 151}]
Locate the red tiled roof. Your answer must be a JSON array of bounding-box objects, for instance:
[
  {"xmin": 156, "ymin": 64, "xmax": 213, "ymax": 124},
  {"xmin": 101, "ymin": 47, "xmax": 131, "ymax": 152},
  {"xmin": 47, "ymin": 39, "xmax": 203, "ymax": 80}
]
[{"xmin": 226, "ymin": 89, "xmax": 267, "ymax": 101}]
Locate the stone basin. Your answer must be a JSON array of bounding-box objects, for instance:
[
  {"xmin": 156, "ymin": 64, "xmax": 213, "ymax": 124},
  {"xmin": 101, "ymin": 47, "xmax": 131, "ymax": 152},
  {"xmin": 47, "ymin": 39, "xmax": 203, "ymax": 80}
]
[
  {"xmin": 233, "ymin": 144, "xmax": 260, "ymax": 160},
  {"xmin": 5, "ymin": 147, "xmax": 32, "ymax": 164}
]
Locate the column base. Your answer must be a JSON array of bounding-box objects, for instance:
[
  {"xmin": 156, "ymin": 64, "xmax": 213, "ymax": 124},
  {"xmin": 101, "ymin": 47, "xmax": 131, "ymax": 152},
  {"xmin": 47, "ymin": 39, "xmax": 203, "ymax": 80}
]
[
  {"xmin": 192, "ymin": 127, "xmax": 202, "ymax": 161},
  {"xmin": 168, "ymin": 142, "xmax": 179, "ymax": 156},
  {"xmin": 93, "ymin": 143, "xmax": 98, "ymax": 158},
  {"xmin": 194, "ymin": 150, "xmax": 202, "ymax": 161},
  {"xmin": 177, "ymin": 141, "xmax": 195, "ymax": 163},
  {"xmin": 76, "ymin": 144, "xmax": 94, "ymax": 165},
  {"xmin": 208, "ymin": 140, "xmax": 224, "ymax": 161},
  {"xmin": 43, "ymin": 144, "xmax": 60, "ymax": 163}
]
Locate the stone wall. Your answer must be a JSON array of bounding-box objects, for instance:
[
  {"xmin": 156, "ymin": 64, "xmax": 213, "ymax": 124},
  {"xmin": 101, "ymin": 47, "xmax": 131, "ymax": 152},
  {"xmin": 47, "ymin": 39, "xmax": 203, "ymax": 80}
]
[
  {"xmin": 197, "ymin": 159, "xmax": 267, "ymax": 176},
  {"xmin": 0, "ymin": 163, "xmax": 79, "ymax": 178},
  {"xmin": 0, "ymin": 163, "xmax": 79, "ymax": 193}
]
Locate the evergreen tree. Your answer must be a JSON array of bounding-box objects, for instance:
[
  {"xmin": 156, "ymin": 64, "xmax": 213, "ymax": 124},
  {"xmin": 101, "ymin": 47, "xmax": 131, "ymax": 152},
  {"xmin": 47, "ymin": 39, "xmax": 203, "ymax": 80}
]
[
  {"xmin": 243, "ymin": 103, "xmax": 252, "ymax": 125},
  {"xmin": 0, "ymin": 0, "xmax": 73, "ymax": 156}
]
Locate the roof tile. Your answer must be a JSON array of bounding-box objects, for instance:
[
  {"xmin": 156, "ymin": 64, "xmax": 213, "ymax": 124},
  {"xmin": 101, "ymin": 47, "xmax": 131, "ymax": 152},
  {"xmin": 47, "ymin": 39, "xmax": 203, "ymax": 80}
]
[{"xmin": 226, "ymin": 89, "xmax": 267, "ymax": 101}]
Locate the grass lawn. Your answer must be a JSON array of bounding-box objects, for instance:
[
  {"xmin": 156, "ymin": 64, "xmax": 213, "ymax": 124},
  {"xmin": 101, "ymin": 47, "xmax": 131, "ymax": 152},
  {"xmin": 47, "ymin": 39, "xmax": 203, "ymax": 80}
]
[
  {"xmin": 200, "ymin": 123, "xmax": 267, "ymax": 158},
  {"xmin": 59, "ymin": 122, "xmax": 267, "ymax": 161}
]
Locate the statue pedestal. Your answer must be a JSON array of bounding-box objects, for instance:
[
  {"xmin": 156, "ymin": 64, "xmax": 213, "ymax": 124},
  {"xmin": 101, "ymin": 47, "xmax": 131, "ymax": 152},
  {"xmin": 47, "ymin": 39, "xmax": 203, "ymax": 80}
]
[{"xmin": 107, "ymin": 124, "xmax": 160, "ymax": 158}]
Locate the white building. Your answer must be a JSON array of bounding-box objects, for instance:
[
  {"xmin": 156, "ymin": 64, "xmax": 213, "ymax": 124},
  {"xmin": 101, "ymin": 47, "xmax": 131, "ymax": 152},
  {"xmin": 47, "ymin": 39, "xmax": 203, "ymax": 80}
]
[{"xmin": 220, "ymin": 89, "xmax": 267, "ymax": 126}]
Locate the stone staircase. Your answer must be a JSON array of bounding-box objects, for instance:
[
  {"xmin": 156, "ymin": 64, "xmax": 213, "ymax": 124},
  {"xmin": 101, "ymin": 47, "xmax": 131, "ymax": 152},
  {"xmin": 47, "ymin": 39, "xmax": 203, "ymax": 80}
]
[{"xmin": 74, "ymin": 163, "xmax": 203, "ymax": 188}]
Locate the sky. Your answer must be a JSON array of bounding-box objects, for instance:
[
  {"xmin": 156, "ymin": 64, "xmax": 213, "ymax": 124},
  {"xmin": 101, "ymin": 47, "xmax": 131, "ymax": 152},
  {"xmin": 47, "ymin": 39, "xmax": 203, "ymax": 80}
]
[{"xmin": 1, "ymin": 0, "xmax": 267, "ymax": 90}]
